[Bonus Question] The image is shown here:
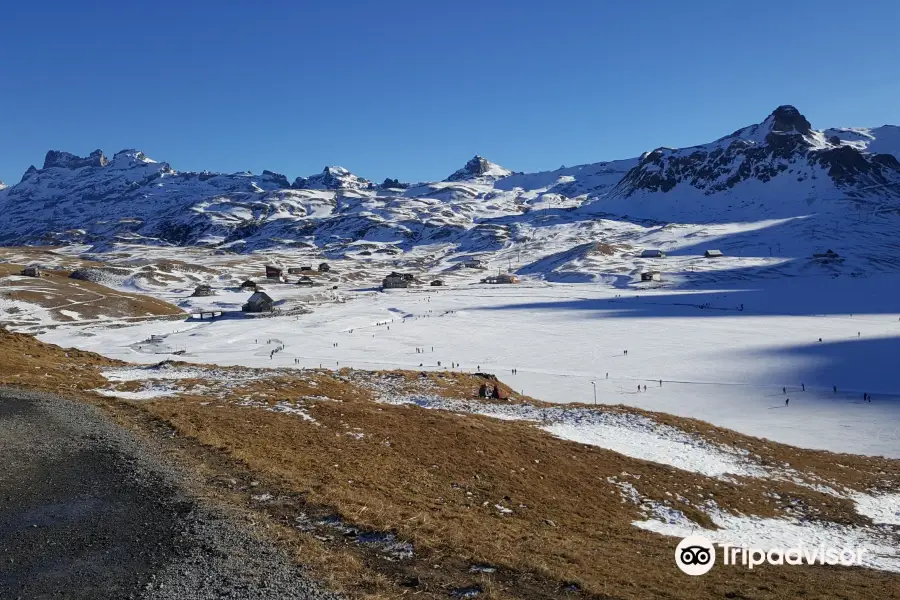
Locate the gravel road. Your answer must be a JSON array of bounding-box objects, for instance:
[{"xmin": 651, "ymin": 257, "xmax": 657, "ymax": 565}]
[{"xmin": 0, "ymin": 387, "xmax": 340, "ymax": 600}]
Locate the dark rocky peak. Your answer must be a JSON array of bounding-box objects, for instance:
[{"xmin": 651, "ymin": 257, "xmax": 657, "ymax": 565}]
[
  {"xmin": 447, "ymin": 155, "xmax": 491, "ymax": 181},
  {"xmin": 291, "ymin": 166, "xmax": 373, "ymax": 190},
  {"xmin": 765, "ymin": 105, "xmax": 813, "ymax": 136},
  {"xmin": 43, "ymin": 149, "xmax": 108, "ymax": 170},
  {"xmin": 445, "ymin": 155, "xmax": 510, "ymax": 182},
  {"xmin": 261, "ymin": 170, "xmax": 290, "ymax": 188},
  {"xmin": 380, "ymin": 177, "xmax": 409, "ymax": 189}
]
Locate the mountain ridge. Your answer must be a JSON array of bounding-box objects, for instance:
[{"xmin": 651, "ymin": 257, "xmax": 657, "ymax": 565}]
[{"xmin": 2, "ymin": 106, "xmax": 899, "ymax": 280}]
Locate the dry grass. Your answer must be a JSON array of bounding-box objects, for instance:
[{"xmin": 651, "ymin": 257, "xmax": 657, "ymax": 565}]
[
  {"xmin": 2, "ymin": 329, "xmax": 899, "ymax": 599},
  {"xmin": 0, "ymin": 262, "xmax": 183, "ymax": 324}
]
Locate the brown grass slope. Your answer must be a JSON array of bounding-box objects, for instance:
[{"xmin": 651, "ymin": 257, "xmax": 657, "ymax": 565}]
[{"xmin": 1, "ymin": 329, "xmax": 898, "ymax": 599}]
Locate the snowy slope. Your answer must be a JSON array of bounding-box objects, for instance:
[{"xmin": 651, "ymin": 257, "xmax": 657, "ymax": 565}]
[{"xmin": 2, "ymin": 105, "xmax": 900, "ymax": 286}]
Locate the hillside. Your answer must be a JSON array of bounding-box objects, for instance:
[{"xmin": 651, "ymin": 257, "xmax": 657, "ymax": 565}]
[{"xmin": 2, "ymin": 106, "xmax": 900, "ymax": 286}]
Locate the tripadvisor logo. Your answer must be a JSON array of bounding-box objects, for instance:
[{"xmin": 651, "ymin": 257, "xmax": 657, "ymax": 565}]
[
  {"xmin": 675, "ymin": 535, "xmax": 869, "ymax": 576},
  {"xmin": 676, "ymin": 536, "xmax": 715, "ymax": 575}
]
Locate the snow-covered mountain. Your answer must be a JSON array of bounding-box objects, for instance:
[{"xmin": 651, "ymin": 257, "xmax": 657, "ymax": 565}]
[
  {"xmin": 2, "ymin": 105, "xmax": 900, "ymax": 282},
  {"xmin": 582, "ymin": 106, "xmax": 900, "ymax": 221}
]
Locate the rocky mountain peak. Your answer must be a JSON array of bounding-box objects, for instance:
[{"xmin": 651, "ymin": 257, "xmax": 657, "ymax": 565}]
[
  {"xmin": 291, "ymin": 166, "xmax": 374, "ymax": 191},
  {"xmin": 43, "ymin": 149, "xmax": 109, "ymax": 170},
  {"xmin": 0, "ymin": 181, "xmax": 6, "ymax": 191},
  {"xmin": 446, "ymin": 155, "xmax": 511, "ymax": 182},
  {"xmin": 765, "ymin": 105, "xmax": 813, "ymax": 136}
]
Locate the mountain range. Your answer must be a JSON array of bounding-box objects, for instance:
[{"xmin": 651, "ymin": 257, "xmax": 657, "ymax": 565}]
[{"xmin": 2, "ymin": 105, "xmax": 899, "ymax": 280}]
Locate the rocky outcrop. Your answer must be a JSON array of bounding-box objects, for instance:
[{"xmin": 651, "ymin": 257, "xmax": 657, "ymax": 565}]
[
  {"xmin": 446, "ymin": 155, "xmax": 511, "ymax": 182},
  {"xmin": 43, "ymin": 149, "xmax": 108, "ymax": 170},
  {"xmin": 610, "ymin": 106, "xmax": 900, "ymax": 198},
  {"xmin": 291, "ymin": 166, "xmax": 374, "ymax": 191},
  {"xmin": 261, "ymin": 170, "xmax": 290, "ymax": 188}
]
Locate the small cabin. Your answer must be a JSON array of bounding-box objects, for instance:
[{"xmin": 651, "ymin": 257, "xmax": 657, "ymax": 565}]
[
  {"xmin": 430, "ymin": 279, "xmax": 444, "ymax": 286},
  {"xmin": 240, "ymin": 279, "xmax": 257, "ymax": 290},
  {"xmin": 640, "ymin": 249, "xmax": 666, "ymax": 258},
  {"xmin": 400, "ymin": 273, "xmax": 416, "ymax": 282},
  {"xmin": 296, "ymin": 276, "xmax": 314, "ymax": 287},
  {"xmin": 483, "ymin": 274, "xmax": 520, "ymax": 284},
  {"xmin": 704, "ymin": 249, "xmax": 724, "ymax": 258},
  {"xmin": 318, "ymin": 262, "xmax": 331, "ymax": 272},
  {"xmin": 287, "ymin": 267, "xmax": 304, "ymax": 275},
  {"xmin": 382, "ymin": 274, "xmax": 409, "ymax": 289},
  {"xmin": 462, "ymin": 259, "xmax": 486, "ymax": 269},
  {"xmin": 192, "ymin": 284, "xmax": 214, "ymax": 297},
  {"xmin": 242, "ymin": 291, "xmax": 274, "ymax": 313},
  {"xmin": 300, "ymin": 265, "xmax": 313, "ymax": 271},
  {"xmin": 265, "ymin": 264, "xmax": 286, "ymax": 282},
  {"xmin": 641, "ymin": 271, "xmax": 661, "ymax": 282},
  {"xmin": 21, "ymin": 266, "xmax": 41, "ymax": 277}
]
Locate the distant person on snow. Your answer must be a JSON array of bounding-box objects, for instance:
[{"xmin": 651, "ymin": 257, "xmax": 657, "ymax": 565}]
[
  {"xmin": 801, "ymin": 383, "xmax": 805, "ymax": 391},
  {"xmin": 783, "ymin": 387, "xmax": 786, "ymax": 395},
  {"xmin": 637, "ymin": 385, "xmax": 641, "ymax": 392},
  {"xmin": 785, "ymin": 398, "xmax": 790, "ymax": 407},
  {"xmin": 643, "ymin": 385, "xmax": 647, "ymax": 392},
  {"xmin": 833, "ymin": 385, "xmax": 838, "ymax": 393},
  {"xmin": 659, "ymin": 380, "xmax": 662, "ymax": 387}
]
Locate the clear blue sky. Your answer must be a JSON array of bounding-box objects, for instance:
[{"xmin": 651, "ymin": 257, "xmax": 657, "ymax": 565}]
[{"xmin": 1, "ymin": 0, "xmax": 898, "ymax": 185}]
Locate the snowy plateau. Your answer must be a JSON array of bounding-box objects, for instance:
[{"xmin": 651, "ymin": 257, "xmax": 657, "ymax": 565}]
[{"xmin": 3, "ymin": 105, "xmax": 900, "ymax": 573}]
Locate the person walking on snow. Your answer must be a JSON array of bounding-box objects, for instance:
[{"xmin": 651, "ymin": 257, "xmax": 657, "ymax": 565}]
[
  {"xmin": 833, "ymin": 385, "xmax": 838, "ymax": 393},
  {"xmin": 785, "ymin": 398, "xmax": 790, "ymax": 407},
  {"xmin": 801, "ymin": 383, "xmax": 805, "ymax": 391},
  {"xmin": 659, "ymin": 380, "xmax": 662, "ymax": 387},
  {"xmin": 783, "ymin": 387, "xmax": 786, "ymax": 395},
  {"xmin": 643, "ymin": 385, "xmax": 647, "ymax": 392}
]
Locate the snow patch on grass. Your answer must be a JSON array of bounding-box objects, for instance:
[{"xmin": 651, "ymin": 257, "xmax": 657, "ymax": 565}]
[
  {"xmin": 381, "ymin": 395, "xmax": 763, "ymax": 478},
  {"xmin": 634, "ymin": 506, "xmax": 900, "ymax": 573}
]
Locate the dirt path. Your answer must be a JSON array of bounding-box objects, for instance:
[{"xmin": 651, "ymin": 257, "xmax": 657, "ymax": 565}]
[{"xmin": 0, "ymin": 387, "xmax": 339, "ymax": 600}]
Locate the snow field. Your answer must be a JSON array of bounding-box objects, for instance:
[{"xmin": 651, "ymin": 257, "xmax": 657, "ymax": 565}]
[{"xmin": 44, "ymin": 277, "xmax": 900, "ymax": 458}]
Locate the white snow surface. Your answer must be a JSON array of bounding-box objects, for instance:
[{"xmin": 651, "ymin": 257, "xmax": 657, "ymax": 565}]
[{"xmin": 38, "ymin": 274, "xmax": 900, "ymax": 459}]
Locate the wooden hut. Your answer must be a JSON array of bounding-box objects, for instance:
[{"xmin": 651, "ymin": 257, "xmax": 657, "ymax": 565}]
[
  {"xmin": 640, "ymin": 249, "xmax": 666, "ymax": 258},
  {"xmin": 192, "ymin": 284, "xmax": 214, "ymax": 297},
  {"xmin": 242, "ymin": 291, "xmax": 274, "ymax": 313},
  {"xmin": 318, "ymin": 262, "xmax": 331, "ymax": 272},
  {"xmin": 21, "ymin": 266, "xmax": 41, "ymax": 277},
  {"xmin": 704, "ymin": 249, "xmax": 724, "ymax": 258},
  {"xmin": 382, "ymin": 274, "xmax": 409, "ymax": 289}
]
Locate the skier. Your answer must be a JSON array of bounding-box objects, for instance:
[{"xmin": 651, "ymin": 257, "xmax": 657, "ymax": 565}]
[
  {"xmin": 801, "ymin": 383, "xmax": 805, "ymax": 391},
  {"xmin": 783, "ymin": 387, "xmax": 786, "ymax": 395},
  {"xmin": 863, "ymin": 392, "xmax": 867, "ymax": 402},
  {"xmin": 643, "ymin": 385, "xmax": 647, "ymax": 392},
  {"xmin": 785, "ymin": 398, "xmax": 790, "ymax": 407},
  {"xmin": 637, "ymin": 385, "xmax": 641, "ymax": 392},
  {"xmin": 833, "ymin": 385, "xmax": 837, "ymax": 393},
  {"xmin": 659, "ymin": 380, "xmax": 662, "ymax": 387},
  {"xmin": 605, "ymin": 373, "xmax": 609, "ymax": 379},
  {"xmin": 858, "ymin": 332, "xmax": 861, "ymax": 337}
]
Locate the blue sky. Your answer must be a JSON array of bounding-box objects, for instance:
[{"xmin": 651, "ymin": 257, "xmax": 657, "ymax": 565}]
[{"xmin": 1, "ymin": 0, "xmax": 898, "ymax": 185}]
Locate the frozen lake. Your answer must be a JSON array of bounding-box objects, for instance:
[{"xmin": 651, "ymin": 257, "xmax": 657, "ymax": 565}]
[{"xmin": 40, "ymin": 275, "xmax": 900, "ymax": 458}]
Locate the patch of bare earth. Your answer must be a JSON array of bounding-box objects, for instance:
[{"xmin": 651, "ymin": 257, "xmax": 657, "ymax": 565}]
[{"xmin": 2, "ymin": 329, "xmax": 899, "ymax": 599}]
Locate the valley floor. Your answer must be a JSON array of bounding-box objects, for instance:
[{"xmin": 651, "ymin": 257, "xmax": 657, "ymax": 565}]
[{"xmin": 38, "ymin": 275, "xmax": 900, "ymax": 458}]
